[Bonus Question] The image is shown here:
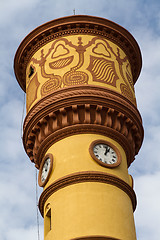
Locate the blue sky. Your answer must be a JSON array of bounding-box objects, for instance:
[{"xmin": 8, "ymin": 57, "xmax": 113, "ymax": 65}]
[{"xmin": 1, "ymin": 0, "xmax": 160, "ymax": 239}]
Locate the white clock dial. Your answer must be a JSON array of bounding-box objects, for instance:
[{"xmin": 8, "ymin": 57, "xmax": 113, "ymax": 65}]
[
  {"xmin": 89, "ymin": 140, "xmax": 121, "ymax": 168},
  {"xmin": 38, "ymin": 153, "xmax": 53, "ymax": 187},
  {"xmin": 41, "ymin": 157, "xmax": 51, "ymax": 183},
  {"xmin": 93, "ymin": 143, "xmax": 117, "ymax": 165}
]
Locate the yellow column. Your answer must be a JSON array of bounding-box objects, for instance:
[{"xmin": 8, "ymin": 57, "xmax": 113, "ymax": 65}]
[{"xmin": 41, "ymin": 134, "xmax": 136, "ymax": 240}]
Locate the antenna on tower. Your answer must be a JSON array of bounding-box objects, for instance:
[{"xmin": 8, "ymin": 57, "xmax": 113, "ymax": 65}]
[{"xmin": 73, "ymin": 8, "xmax": 76, "ymax": 15}]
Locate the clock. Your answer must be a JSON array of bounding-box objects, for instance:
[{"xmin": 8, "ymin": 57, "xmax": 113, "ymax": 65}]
[
  {"xmin": 89, "ymin": 140, "xmax": 121, "ymax": 168},
  {"xmin": 38, "ymin": 153, "xmax": 53, "ymax": 187}
]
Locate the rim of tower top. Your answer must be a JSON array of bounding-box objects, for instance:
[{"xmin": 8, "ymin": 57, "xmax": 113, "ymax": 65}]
[{"xmin": 14, "ymin": 14, "xmax": 142, "ymax": 92}]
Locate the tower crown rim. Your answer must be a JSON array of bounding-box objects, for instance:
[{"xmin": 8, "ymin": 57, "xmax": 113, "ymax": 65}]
[{"xmin": 14, "ymin": 14, "xmax": 142, "ymax": 92}]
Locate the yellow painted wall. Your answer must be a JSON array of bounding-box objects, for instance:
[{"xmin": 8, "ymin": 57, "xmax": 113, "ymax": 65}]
[
  {"xmin": 41, "ymin": 134, "xmax": 136, "ymax": 240},
  {"xmin": 44, "ymin": 134, "xmax": 130, "ymax": 190},
  {"xmin": 44, "ymin": 183, "xmax": 136, "ymax": 240}
]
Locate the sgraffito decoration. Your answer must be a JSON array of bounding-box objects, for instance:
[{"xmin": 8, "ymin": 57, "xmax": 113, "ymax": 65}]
[
  {"xmin": 26, "ymin": 35, "xmax": 135, "ymax": 111},
  {"xmin": 87, "ymin": 56, "xmax": 119, "ymax": 87}
]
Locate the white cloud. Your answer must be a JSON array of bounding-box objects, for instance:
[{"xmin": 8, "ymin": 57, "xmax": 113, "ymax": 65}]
[
  {"xmin": 5, "ymin": 225, "xmax": 44, "ymax": 240},
  {"xmin": 0, "ymin": 99, "xmax": 25, "ymax": 162},
  {"xmin": 0, "ymin": 0, "xmax": 39, "ymax": 23},
  {"xmin": 134, "ymin": 172, "xmax": 160, "ymax": 240}
]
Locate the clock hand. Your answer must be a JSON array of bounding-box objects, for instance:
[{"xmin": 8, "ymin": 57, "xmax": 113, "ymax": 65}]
[{"xmin": 104, "ymin": 146, "xmax": 110, "ymax": 155}]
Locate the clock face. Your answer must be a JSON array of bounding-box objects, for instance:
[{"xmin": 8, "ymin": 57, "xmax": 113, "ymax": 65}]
[
  {"xmin": 41, "ymin": 157, "xmax": 51, "ymax": 183},
  {"xmin": 89, "ymin": 140, "xmax": 121, "ymax": 168},
  {"xmin": 38, "ymin": 153, "xmax": 53, "ymax": 187},
  {"xmin": 93, "ymin": 143, "xmax": 117, "ymax": 165}
]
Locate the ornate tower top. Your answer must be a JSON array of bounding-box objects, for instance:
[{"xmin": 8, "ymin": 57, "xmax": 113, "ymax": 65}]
[{"xmin": 14, "ymin": 15, "xmax": 142, "ymax": 92}]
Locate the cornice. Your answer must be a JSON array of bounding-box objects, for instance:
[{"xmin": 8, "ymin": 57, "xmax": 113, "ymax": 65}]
[
  {"xmin": 35, "ymin": 124, "xmax": 134, "ymax": 168},
  {"xmin": 24, "ymin": 85, "xmax": 142, "ymax": 129},
  {"xmin": 38, "ymin": 171, "xmax": 137, "ymax": 217},
  {"xmin": 23, "ymin": 85, "xmax": 143, "ymax": 168},
  {"xmin": 14, "ymin": 15, "xmax": 142, "ymax": 92}
]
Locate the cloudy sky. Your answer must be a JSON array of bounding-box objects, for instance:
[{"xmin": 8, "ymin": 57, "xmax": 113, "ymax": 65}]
[{"xmin": 0, "ymin": 0, "xmax": 160, "ymax": 239}]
